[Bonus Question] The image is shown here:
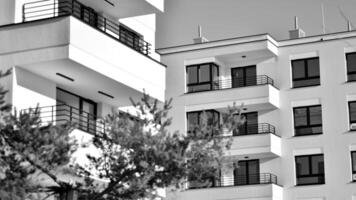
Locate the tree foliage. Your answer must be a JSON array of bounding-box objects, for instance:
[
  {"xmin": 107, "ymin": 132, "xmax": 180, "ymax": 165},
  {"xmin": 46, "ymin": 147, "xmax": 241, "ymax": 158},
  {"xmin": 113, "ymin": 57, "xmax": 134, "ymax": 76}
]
[{"xmin": 0, "ymin": 70, "xmax": 243, "ymax": 200}]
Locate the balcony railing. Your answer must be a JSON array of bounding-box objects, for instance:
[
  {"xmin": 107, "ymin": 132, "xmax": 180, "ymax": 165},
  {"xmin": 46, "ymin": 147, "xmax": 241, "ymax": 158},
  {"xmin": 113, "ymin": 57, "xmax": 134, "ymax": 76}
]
[
  {"xmin": 232, "ymin": 123, "xmax": 278, "ymax": 137},
  {"xmin": 213, "ymin": 75, "xmax": 274, "ymax": 90},
  {"xmin": 23, "ymin": 104, "xmax": 107, "ymax": 135},
  {"xmin": 188, "ymin": 173, "xmax": 278, "ymax": 189},
  {"xmin": 23, "ymin": 0, "xmax": 151, "ymax": 55},
  {"xmin": 187, "ymin": 75, "xmax": 275, "ymax": 93}
]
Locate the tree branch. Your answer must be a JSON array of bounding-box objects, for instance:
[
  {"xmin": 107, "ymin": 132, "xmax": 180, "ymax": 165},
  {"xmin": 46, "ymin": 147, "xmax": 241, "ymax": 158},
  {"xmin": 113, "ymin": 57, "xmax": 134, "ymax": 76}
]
[{"xmin": 3, "ymin": 136, "xmax": 64, "ymax": 187}]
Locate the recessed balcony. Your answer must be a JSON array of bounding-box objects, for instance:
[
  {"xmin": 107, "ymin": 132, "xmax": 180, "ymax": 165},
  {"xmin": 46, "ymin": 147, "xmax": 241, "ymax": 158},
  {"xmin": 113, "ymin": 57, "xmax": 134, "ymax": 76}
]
[{"xmin": 184, "ymin": 75, "xmax": 280, "ymax": 112}]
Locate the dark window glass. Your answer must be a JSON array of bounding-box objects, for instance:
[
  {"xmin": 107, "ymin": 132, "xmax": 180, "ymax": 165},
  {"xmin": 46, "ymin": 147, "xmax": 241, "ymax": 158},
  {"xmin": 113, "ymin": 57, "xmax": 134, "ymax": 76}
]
[
  {"xmin": 295, "ymin": 154, "xmax": 325, "ymax": 185},
  {"xmin": 294, "ymin": 108, "xmax": 307, "ymax": 127},
  {"xmin": 292, "ymin": 60, "xmax": 306, "ymax": 79},
  {"xmin": 186, "ymin": 63, "xmax": 219, "ymax": 93},
  {"xmin": 347, "ymin": 52, "xmax": 356, "ymax": 81},
  {"xmin": 187, "ymin": 110, "xmax": 220, "ymax": 134},
  {"xmin": 234, "ymin": 160, "xmax": 260, "ymax": 186},
  {"xmin": 309, "ymin": 106, "xmax": 322, "ymax": 125},
  {"xmin": 56, "ymin": 88, "xmax": 97, "ymax": 134},
  {"xmin": 231, "ymin": 66, "xmax": 257, "ymax": 88},
  {"xmin": 293, "ymin": 105, "xmax": 322, "ymax": 136},
  {"xmin": 199, "ymin": 64, "xmax": 210, "ymax": 82},
  {"xmin": 349, "ymin": 101, "xmax": 356, "ymax": 124},
  {"xmin": 234, "ymin": 112, "xmax": 258, "ymax": 136},
  {"xmin": 352, "ymin": 152, "xmax": 356, "ymax": 175},
  {"xmin": 187, "ymin": 67, "xmax": 198, "ymax": 84},
  {"xmin": 291, "ymin": 57, "xmax": 320, "ymax": 88}
]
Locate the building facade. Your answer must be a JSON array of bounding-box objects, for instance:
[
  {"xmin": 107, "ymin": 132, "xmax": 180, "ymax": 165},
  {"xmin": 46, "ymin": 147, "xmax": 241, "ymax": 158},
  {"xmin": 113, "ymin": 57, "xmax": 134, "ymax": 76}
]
[
  {"xmin": 157, "ymin": 28, "xmax": 356, "ymax": 199},
  {"xmin": 0, "ymin": 0, "xmax": 165, "ymax": 197}
]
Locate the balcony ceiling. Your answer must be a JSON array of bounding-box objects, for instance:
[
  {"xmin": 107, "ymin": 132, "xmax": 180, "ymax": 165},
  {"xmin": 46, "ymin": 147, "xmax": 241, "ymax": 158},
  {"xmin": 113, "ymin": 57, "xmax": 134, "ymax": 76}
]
[
  {"xmin": 18, "ymin": 59, "xmax": 147, "ymax": 108},
  {"xmin": 216, "ymin": 49, "xmax": 276, "ymax": 66}
]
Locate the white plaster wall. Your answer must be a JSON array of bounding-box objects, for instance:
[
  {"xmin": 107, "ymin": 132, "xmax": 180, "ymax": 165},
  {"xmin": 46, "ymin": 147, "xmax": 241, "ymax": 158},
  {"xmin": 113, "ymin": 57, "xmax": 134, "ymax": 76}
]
[
  {"xmin": 276, "ymin": 37, "xmax": 356, "ymax": 199},
  {"xmin": 161, "ymin": 35, "xmax": 356, "ymax": 199},
  {"xmin": 12, "ymin": 67, "xmax": 56, "ymax": 111},
  {"xmin": 69, "ymin": 17, "xmax": 165, "ymax": 101},
  {"xmin": 0, "ymin": 0, "xmax": 15, "ymax": 25}
]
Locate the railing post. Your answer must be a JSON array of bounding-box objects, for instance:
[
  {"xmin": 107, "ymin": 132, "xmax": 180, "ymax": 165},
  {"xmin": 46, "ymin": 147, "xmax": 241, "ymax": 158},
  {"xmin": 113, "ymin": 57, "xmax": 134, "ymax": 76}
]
[
  {"xmin": 145, "ymin": 43, "xmax": 149, "ymax": 55},
  {"xmin": 53, "ymin": 0, "xmax": 56, "ymax": 17},
  {"xmin": 22, "ymin": 4, "xmax": 25, "ymax": 22},
  {"xmin": 51, "ymin": 105, "xmax": 54, "ymax": 123},
  {"xmin": 104, "ymin": 18, "xmax": 107, "ymax": 32},
  {"xmin": 87, "ymin": 115, "xmax": 90, "ymax": 132},
  {"xmin": 69, "ymin": 106, "xmax": 72, "ymax": 122}
]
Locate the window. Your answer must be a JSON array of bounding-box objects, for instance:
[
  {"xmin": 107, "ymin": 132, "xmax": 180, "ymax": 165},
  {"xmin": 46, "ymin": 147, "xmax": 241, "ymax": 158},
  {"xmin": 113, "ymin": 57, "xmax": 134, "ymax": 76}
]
[
  {"xmin": 295, "ymin": 154, "xmax": 325, "ymax": 185},
  {"xmin": 293, "ymin": 105, "xmax": 322, "ymax": 136},
  {"xmin": 56, "ymin": 88, "xmax": 97, "ymax": 134},
  {"xmin": 352, "ymin": 152, "xmax": 356, "ymax": 180},
  {"xmin": 231, "ymin": 65, "xmax": 257, "ymax": 88},
  {"xmin": 349, "ymin": 101, "xmax": 356, "ymax": 125},
  {"xmin": 291, "ymin": 57, "xmax": 320, "ymax": 88},
  {"xmin": 347, "ymin": 52, "xmax": 356, "ymax": 82},
  {"xmin": 187, "ymin": 110, "xmax": 220, "ymax": 134},
  {"xmin": 186, "ymin": 63, "xmax": 219, "ymax": 93}
]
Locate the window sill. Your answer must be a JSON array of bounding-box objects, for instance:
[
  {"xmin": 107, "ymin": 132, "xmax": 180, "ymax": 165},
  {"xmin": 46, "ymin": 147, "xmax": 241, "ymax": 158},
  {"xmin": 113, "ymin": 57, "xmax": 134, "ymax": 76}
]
[
  {"xmin": 291, "ymin": 84, "xmax": 320, "ymax": 89},
  {"xmin": 293, "ymin": 132, "xmax": 323, "ymax": 137},
  {"xmin": 295, "ymin": 183, "xmax": 325, "ymax": 187}
]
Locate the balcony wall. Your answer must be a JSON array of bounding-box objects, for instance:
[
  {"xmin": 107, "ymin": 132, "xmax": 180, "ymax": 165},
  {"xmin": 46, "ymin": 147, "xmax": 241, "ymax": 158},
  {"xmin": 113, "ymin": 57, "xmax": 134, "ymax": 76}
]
[
  {"xmin": 166, "ymin": 184, "xmax": 283, "ymax": 200},
  {"xmin": 226, "ymin": 133, "xmax": 281, "ymax": 159},
  {"xmin": 185, "ymin": 84, "xmax": 280, "ymax": 112}
]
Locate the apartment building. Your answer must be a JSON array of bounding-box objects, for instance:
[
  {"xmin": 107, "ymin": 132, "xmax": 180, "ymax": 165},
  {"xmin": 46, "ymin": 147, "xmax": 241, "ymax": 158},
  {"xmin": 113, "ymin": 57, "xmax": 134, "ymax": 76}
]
[
  {"xmin": 0, "ymin": 0, "xmax": 166, "ymax": 193},
  {"xmin": 157, "ymin": 25, "xmax": 356, "ymax": 199}
]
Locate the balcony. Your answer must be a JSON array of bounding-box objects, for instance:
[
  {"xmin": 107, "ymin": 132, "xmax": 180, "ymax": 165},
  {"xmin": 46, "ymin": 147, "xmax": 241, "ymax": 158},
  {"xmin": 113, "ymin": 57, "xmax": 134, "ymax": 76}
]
[
  {"xmin": 23, "ymin": 0, "xmax": 151, "ymax": 55},
  {"xmin": 1, "ymin": 2, "xmax": 166, "ymax": 105},
  {"xmin": 224, "ymin": 123, "xmax": 281, "ymax": 159},
  {"xmin": 184, "ymin": 75, "xmax": 280, "ymax": 112},
  {"xmin": 167, "ymin": 173, "xmax": 282, "ymax": 200}
]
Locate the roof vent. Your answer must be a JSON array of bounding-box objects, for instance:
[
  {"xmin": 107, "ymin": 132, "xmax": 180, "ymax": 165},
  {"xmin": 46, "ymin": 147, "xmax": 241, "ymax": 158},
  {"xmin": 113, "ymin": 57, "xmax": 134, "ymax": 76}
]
[
  {"xmin": 289, "ymin": 16, "xmax": 306, "ymax": 39},
  {"xmin": 193, "ymin": 25, "xmax": 209, "ymax": 44}
]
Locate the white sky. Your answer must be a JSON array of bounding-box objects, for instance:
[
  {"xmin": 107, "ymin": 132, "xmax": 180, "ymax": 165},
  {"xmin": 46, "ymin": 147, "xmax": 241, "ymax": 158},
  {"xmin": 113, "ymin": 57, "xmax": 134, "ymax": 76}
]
[{"xmin": 156, "ymin": 0, "xmax": 356, "ymax": 48}]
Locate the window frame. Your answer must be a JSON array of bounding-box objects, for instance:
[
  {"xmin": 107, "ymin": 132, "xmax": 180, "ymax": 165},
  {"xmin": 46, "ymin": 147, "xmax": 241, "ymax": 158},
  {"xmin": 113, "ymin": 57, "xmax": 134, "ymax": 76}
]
[
  {"xmin": 291, "ymin": 57, "xmax": 320, "ymax": 88},
  {"xmin": 352, "ymin": 151, "xmax": 356, "ymax": 180},
  {"xmin": 295, "ymin": 154, "xmax": 325, "ymax": 186},
  {"xmin": 186, "ymin": 63, "xmax": 219, "ymax": 93},
  {"xmin": 349, "ymin": 101, "xmax": 356, "ymax": 125},
  {"xmin": 346, "ymin": 52, "xmax": 356, "ymax": 82},
  {"xmin": 293, "ymin": 105, "xmax": 323, "ymax": 136}
]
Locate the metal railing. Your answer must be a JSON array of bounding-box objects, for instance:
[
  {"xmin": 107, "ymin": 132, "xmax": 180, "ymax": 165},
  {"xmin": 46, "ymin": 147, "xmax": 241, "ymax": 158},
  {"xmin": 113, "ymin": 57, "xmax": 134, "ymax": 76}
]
[
  {"xmin": 232, "ymin": 123, "xmax": 278, "ymax": 137},
  {"xmin": 188, "ymin": 173, "xmax": 278, "ymax": 189},
  {"xmin": 23, "ymin": 0, "xmax": 151, "ymax": 55},
  {"xmin": 213, "ymin": 75, "xmax": 274, "ymax": 90},
  {"xmin": 23, "ymin": 104, "xmax": 107, "ymax": 135},
  {"xmin": 187, "ymin": 75, "xmax": 275, "ymax": 94}
]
